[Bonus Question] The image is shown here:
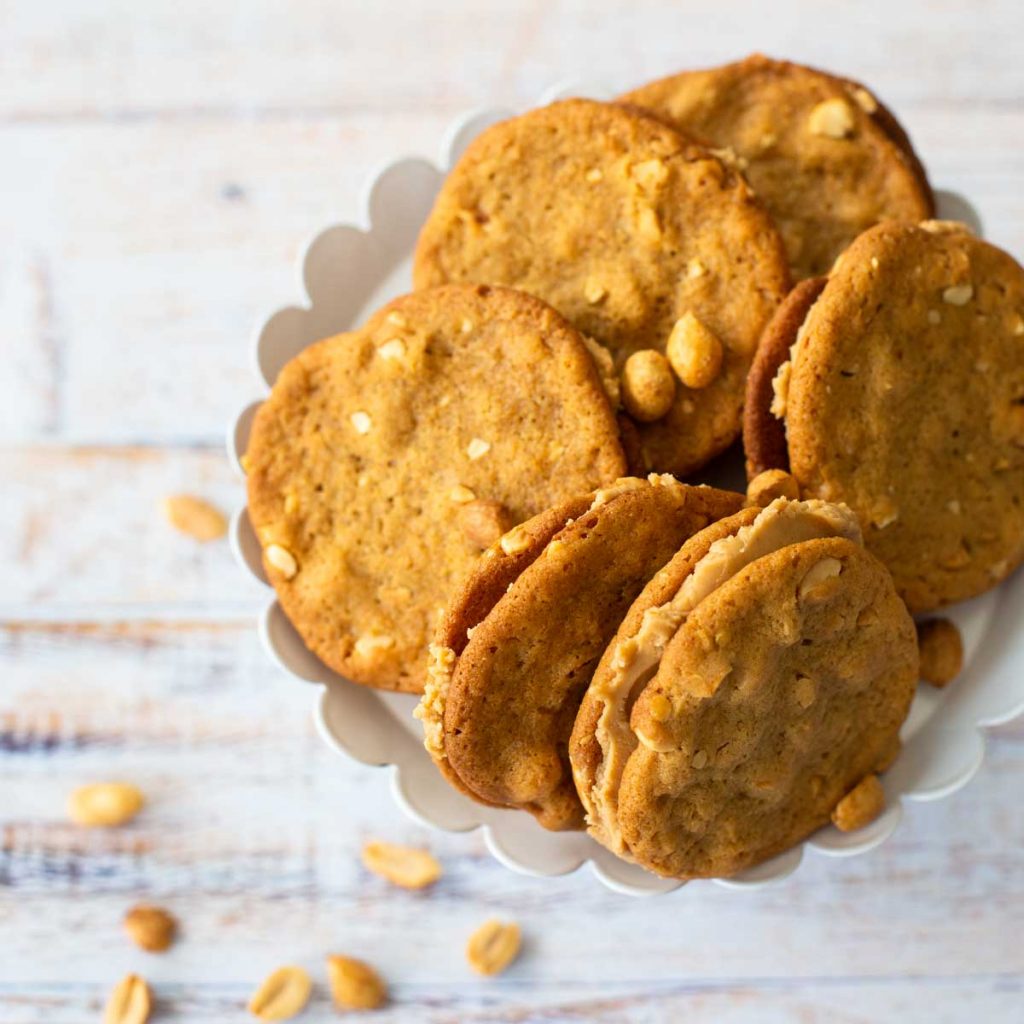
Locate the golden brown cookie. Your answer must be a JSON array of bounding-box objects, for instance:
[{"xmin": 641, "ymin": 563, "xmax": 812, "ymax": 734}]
[
  {"xmin": 570, "ymin": 498, "xmax": 918, "ymax": 879},
  {"xmin": 746, "ymin": 220, "xmax": 1024, "ymax": 611},
  {"xmin": 245, "ymin": 284, "xmax": 626, "ymax": 693},
  {"xmin": 414, "ymin": 98, "xmax": 790, "ymax": 477},
  {"xmin": 415, "ymin": 477, "xmax": 744, "ymax": 829},
  {"xmin": 622, "ymin": 54, "xmax": 934, "ymax": 279}
]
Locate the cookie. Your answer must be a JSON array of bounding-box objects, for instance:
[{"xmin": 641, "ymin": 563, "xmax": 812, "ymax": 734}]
[
  {"xmin": 245, "ymin": 284, "xmax": 626, "ymax": 693},
  {"xmin": 622, "ymin": 54, "xmax": 934, "ymax": 279},
  {"xmin": 415, "ymin": 476, "xmax": 744, "ymax": 830},
  {"xmin": 570, "ymin": 498, "xmax": 918, "ymax": 879},
  {"xmin": 413, "ymin": 98, "xmax": 790, "ymax": 477},
  {"xmin": 744, "ymin": 220, "xmax": 1024, "ymax": 611}
]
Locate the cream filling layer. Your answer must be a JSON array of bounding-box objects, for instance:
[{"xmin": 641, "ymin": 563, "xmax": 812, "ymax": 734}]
[
  {"xmin": 586, "ymin": 498, "xmax": 862, "ymax": 854},
  {"xmin": 770, "ymin": 313, "xmax": 813, "ymax": 422}
]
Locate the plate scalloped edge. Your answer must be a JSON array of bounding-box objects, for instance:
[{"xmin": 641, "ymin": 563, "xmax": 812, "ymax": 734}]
[{"xmin": 226, "ymin": 85, "xmax": 1020, "ymax": 897}]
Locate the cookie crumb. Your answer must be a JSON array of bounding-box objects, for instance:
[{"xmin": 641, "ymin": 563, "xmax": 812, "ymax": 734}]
[
  {"xmin": 466, "ymin": 437, "xmax": 491, "ymax": 460},
  {"xmin": 460, "ymin": 317, "xmax": 474, "ymax": 333},
  {"xmin": 747, "ymin": 469, "xmax": 800, "ymax": 507},
  {"xmin": 377, "ymin": 338, "xmax": 406, "ymax": 360},
  {"xmin": 794, "ymin": 674, "xmax": 817, "ymax": 709},
  {"xmin": 666, "ymin": 312, "xmax": 724, "ymax": 390},
  {"xmin": 585, "ymin": 167, "xmax": 603, "ymax": 183},
  {"xmin": 942, "ymin": 284, "xmax": 973, "ymax": 306},
  {"xmin": 630, "ymin": 158, "xmax": 670, "ymax": 190},
  {"xmin": 848, "ymin": 85, "xmax": 878, "ymax": 114},
  {"xmin": 448, "ymin": 484, "xmax": 477, "ymax": 504},
  {"xmin": 386, "ymin": 311, "xmax": 408, "ymax": 328},
  {"xmin": 687, "ymin": 258, "xmax": 707, "ymax": 278},
  {"xmin": 354, "ymin": 634, "xmax": 395, "ymax": 658},
  {"xmin": 622, "ymin": 349, "xmax": 676, "ymax": 422},
  {"xmin": 798, "ymin": 557, "xmax": 843, "ymax": 602},
  {"xmin": 350, "ymin": 411, "xmax": 372, "ymax": 435},
  {"xmin": 648, "ymin": 693, "xmax": 672, "ymax": 722},
  {"xmin": 808, "ymin": 97, "xmax": 855, "ymax": 139},
  {"xmin": 499, "ymin": 526, "xmax": 532, "ymax": 555},
  {"xmin": 832, "ymin": 774, "xmax": 885, "ymax": 831},
  {"xmin": 917, "ymin": 618, "xmax": 963, "ymax": 687},
  {"xmin": 265, "ymin": 544, "xmax": 298, "ymax": 579},
  {"xmin": 584, "ymin": 278, "xmax": 607, "ymax": 304},
  {"xmin": 928, "ymin": 310, "xmax": 941, "ymax": 325}
]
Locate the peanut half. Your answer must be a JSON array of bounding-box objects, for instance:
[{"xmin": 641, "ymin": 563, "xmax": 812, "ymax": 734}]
[
  {"xmin": 746, "ymin": 469, "xmax": 799, "ymax": 507},
  {"xmin": 831, "ymin": 774, "xmax": 885, "ymax": 832},
  {"xmin": 327, "ymin": 955, "xmax": 388, "ymax": 1010},
  {"xmin": 103, "ymin": 974, "xmax": 151, "ymax": 1024},
  {"xmin": 458, "ymin": 499, "xmax": 513, "ymax": 549},
  {"xmin": 247, "ymin": 966, "xmax": 312, "ymax": 1022},
  {"xmin": 666, "ymin": 313, "xmax": 724, "ymax": 390},
  {"xmin": 361, "ymin": 840, "xmax": 442, "ymax": 890},
  {"xmin": 123, "ymin": 904, "xmax": 177, "ymax": 953},
  {"xmin": 68, "ymin": 782, "xmax": 144, "ymax": 828},
  {"xmin": 466, "ymin": 919, "xmax": 521, "ymax": 976},
  {"xmin": 917, "ymin": 617, "xmax": 963, "ymax": 687},
  {"xmin": 162, "ymin": 494, "xmax": 227, "ymax": 541},
  {"xmin": 621, "ymin": 349, "xmax": 675, "ymax": 422}
]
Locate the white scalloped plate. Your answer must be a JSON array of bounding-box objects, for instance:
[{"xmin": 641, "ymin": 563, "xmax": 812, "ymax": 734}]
[{"xmin": 227, "ymin": 85, "xmax": 1022, "ymax": 896}]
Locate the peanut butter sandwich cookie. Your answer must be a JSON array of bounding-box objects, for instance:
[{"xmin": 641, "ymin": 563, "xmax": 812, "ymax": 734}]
[
  {"xmin": 413, "ymin": 98, "xmax": 790, "ymax": 477},
  {"xmin": 744, "ymin": 220, "xmax": 1024, "ymax": 611},
  {"xmin": 416, "ymin": 476, "xmax": 743, "ymax": 829},
  {"xmin": 245, "ymin": 284, "xmax": 626, "ymax": 693},
  {"xmin": 622, "ymin": 54, "xmax": 934, "ymax": 279},
  {"xmin": 570, "ymin": 497, "xmax": 918, "ymax": 880}
]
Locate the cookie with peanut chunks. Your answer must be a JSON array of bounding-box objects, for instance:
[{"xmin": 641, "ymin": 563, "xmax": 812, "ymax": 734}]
[
  {"xmin": 245, "ymin": 284, "xmax": 626, "ymax": 693},
  {"xmin": 569, "ymin": 498, "xmax": 918, "ymax": 879},
  {"xmin": 415, "ymin": 477, "xmax": 743, "ymax": 829},
  {"xmin": 413, "ymin": 98, "xmax": 790, "ymax": 476},
  {"xmin": 622, "ymin": 54, "xmax": 934, "ymax": 280},
  {"xmin": 744, "ymin": 220, "xmax": 1024, "ymax": 611}
]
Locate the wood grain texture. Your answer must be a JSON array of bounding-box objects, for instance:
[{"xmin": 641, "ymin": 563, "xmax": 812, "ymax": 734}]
[{"xmin": 1, "ymin": 1, "xmax": 1022, "ymax": 1021}]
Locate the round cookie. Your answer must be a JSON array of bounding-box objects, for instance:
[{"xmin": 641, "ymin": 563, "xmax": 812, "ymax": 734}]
[
  {"xmin": 415, "ymin": 477, "xmax": 744, "ymax": 830},
  {"xmin": 622, "ymin": 54, "xmax": 934, "ymax": 280},
  {"xmin": 570, "ymin": 498, "xmax": 918, "ymax": 879},
  {"xmin": 245, "ymin": 284, "xmax": 627, "ymax": 693},
  {"xmin": 746, "ymin": 220, "xmax": 1024, "ymax": 611},
  {"xmin": 413, "ymin": 98, "xmax": 790, "ymax": 477}
]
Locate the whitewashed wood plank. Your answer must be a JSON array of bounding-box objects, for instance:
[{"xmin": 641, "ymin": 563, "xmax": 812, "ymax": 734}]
[
  {"xmin": 0, "ymin": 976, "xmax": 1021, "ymax": 1024},
  {"xmin": 0, "ymin": 448, "xmax": 258, "ymax": 613},
  {"xmin": 1, "ymin": 621, "xmax": 1022, "ymax": 987},
  {"xmin": 2, "ymin": 0, "xmax": 1024, "ymax": 120},
  {"xmin": 0, "ymin": 114, "xmax": 449, "ymax": 444},
  {"xmin": 1, "ymin": 108, "xmax": 1022, "ymax": 446}
]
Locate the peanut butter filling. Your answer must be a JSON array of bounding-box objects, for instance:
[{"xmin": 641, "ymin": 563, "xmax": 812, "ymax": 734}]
[
  {"xmin": 414, "ymin": 643, "xmax": 457, "ymax": 761},
  {"xmin": 585, "ymin": 497, "xmax": 862, "ymax": 854}
]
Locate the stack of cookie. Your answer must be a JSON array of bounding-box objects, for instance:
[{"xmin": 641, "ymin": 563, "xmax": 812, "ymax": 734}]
[{"xmin": 244, "ymin": 54, "xmax": 1024, "ymax": 881}]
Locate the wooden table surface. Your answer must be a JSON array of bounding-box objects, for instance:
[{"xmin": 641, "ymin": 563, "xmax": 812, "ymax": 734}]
[{"xmin": 2, "ymin": 2, "xmax": 1022, "ymax": 1021}]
